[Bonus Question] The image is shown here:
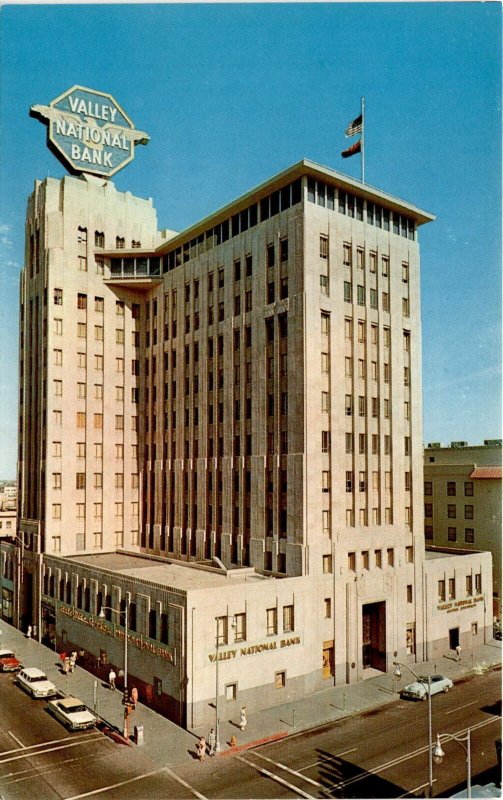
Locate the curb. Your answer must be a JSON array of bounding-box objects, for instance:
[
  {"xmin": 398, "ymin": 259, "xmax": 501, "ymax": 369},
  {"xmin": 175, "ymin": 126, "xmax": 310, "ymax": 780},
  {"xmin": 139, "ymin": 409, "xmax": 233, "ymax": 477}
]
[{"xmin": 217, "ymin": 732, "xmax": 289, "ymax": 756}]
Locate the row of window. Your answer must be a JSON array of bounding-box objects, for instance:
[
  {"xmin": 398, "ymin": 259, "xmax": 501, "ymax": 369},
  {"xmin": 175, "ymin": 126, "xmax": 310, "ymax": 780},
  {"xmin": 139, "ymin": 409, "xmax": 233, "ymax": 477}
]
[
  {"xmin": 425, "ymin": 526, "xmax": 475, "ymax": 544},
  {"xmin": 308, "ymin": 178, "xmax": 416, "ymax": 240},
  {"xmin": 216, "ymin": 605, "xmax": 294, "ymax": 645},
  {"xmin": 438, "ymin": 573, "xmax": 482, "ymax": 601},
  {"xmin": 425, "ymin": 504, "xmax": 474, "ymax": 519},
  {"xmin": 343, "ymin": 283, "xmax": 410, "ymax": 315},
  {"xmin": 77, "ymin": 227, "xmax": 141, "ymax": 250},
  {"xmin": 322, "ymin": 546, "xmax": 407, "ymax": 574},
  {"xmin": 51, "ymin": 472, "xmax": 139, "ymax": 490},
  {"xmin": 424, "ymin": 481, "xmax": 474, "ymax": 496}
]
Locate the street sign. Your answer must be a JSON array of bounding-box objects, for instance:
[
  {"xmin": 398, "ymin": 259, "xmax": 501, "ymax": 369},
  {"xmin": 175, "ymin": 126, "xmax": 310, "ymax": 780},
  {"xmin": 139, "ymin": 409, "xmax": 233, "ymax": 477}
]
[{"xmin": 30, "ymin": 85, "xmax": 149, "ymax": 178}]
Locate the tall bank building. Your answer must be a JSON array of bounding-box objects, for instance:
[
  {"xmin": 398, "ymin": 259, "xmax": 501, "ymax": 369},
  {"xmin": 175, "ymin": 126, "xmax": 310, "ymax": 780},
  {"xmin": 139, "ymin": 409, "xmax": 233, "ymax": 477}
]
[{"xmin": 5, "ymin": 87, "xmax": 493, "ymax": 728}]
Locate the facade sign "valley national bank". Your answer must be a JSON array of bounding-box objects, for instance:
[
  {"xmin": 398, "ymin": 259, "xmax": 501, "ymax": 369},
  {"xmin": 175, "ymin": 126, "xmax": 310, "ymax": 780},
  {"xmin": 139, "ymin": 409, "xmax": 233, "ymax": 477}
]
[{"xmin": 30, "ymin": 85, "xmax": 149, "ymax": 178}]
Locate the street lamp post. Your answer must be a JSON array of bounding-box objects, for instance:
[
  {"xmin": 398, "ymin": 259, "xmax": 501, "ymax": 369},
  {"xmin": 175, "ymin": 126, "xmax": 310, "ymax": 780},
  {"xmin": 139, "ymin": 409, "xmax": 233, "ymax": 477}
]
[
  {"xmin": 394, "ymin": 661, "xmax": 433, "ymax": 797},
  {"xmin": 433, "ymin": 728, "xmax": 472, "ymax": 800}
]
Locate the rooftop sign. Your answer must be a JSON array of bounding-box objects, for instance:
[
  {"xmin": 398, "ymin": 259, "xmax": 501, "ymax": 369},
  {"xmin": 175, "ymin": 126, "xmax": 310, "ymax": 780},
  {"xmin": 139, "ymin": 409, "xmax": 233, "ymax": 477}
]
[{"xmin": 30, "ymin": 85, "xmax": 149, "ymax": 178}]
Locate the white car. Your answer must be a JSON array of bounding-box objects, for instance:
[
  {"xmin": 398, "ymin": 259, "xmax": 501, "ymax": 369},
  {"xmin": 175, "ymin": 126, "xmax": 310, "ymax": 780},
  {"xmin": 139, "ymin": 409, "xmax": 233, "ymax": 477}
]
[
  {"xmin": 16, "ymin": 667, "xmax": 57, "ymax": 698},
  {"xmin": 47, "ymin": 696, "xmax": 97, "ymax": 731},
  {"xmin": 401, "ymin": 674, "xmax": 454, "ymax": 700}
]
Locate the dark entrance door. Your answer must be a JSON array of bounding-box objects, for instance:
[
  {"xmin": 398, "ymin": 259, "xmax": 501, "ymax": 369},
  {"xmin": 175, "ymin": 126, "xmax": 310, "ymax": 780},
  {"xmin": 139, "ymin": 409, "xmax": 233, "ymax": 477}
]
[
  {"xmin": 449, "ymin": 627, "xmax": 459, "ymax": 650},
  {"xmin": 362, "ymin": 601, "xmax": 386, "ymax": 671}
]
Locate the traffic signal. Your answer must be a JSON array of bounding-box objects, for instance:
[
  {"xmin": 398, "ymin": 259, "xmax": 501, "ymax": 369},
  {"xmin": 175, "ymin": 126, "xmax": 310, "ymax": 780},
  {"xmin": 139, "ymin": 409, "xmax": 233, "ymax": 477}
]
[{"xmin": 122, "ymin": 689, "xmax": 130, "ymax": 706}]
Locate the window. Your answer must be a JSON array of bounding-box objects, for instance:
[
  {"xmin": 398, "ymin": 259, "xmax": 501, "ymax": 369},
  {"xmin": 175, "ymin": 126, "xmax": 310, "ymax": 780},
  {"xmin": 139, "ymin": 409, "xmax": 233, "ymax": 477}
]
[
  {"xmin": 321, "ymin": 313, "xmax": 330, "ymax": 336},
  {"xmin": 465, "ymin": 528, "xmax": 475, "ymax": 543},
  {"xmin": 448, "ymin": 578, "xmax": 456, "ymax": 600},
  {"xmin": 464, "ymin": 505, "xmax": 474, "ymax": 520},
  {"xmin": 404, "ymin": 436, "xmax": 411, "ymax": 456},
  {"xmin": 52, "ymin": 472, "xmax": 61, "ymax": 490},
  {"xmin": 345, "ymin": 395, "xmax": 353, "ymax": 416},
  {"xmin": 358, "ymin": 395, "xmax": 366, "ymax": 416},
  {"xmin": 466, "ymin": 575, "xmax": 473, "ymax": 596},
  {"xmin": 324, "ymin": 598, "xmax": 332, "ymax": 618},
  {"xmin": 370, "ymin": 289, "xmax": 377, "ymax": 308},
  {"xmin": 266, "ymin": 607, "xmax": 278, "ymax": 635},
  {"xmin": 345, "ymin": 318, "xmax": 353, "ymax": 339},
  {"xmin": 52, "ymin": 504, "xmax": 61, "ymax": 519},
  {"xmin": 94, "ymin": 413, "xmax": 102, "ymax": 429},
  {"xmin": 77, "ymin": 322, "xmax": 87, "ymax": 338},
  {"xmin": 77, "ymin": 293, "xmax": 87, "ymax": 310},
  {"xmin": 320, "ymin": 234, "xmax": 329, "ymax": 259},
  {"xmin": 95, "ymin": 354, "xmax": 103, "ymax": 371},
  {"xmin": 358, "ymin": 434, "xmax": 366, "ymax": 455},
  {"xmin": 383, "ymin": 363, "xmax": 390, "ymax": 383},
  {"xmin": 447, "ymin": 482, "xmax": 456, "ymax": 496},
  {"xmin": 425, "ymin": 525, "xmax": 433, "ymax": 539},
  {"xmin": 424, "ymin": 503, "xmax": 433, "ymax": 517},
  {"xmin": 321, "ymin": 391, "xmax": 329, "ymax": 413},
  {"xmin": 407, "ymin": 585, "xmax": 413, "ymax": 603},
  {"xmin": 447, "ymin": 504, "xmax": 456, "ymax": 519},
  {"xmin": 225, "ymin": 683, "xmax": 237, "ymax": 701},
  {"xmin": 345, "ymin": 357, "xmax": 352, "ymax": 377},
  {"xmin": 369, "ymin": 252, "xmax": 377, "ymax": 273},
  {"xmin": 387, "ymin": 548, "xmax": 394, "ymax": 567},
  {"xmin": 357, "ymin": 285, "xmax": 365, "ymax": 305},
  {"xmin": 283, "ymin": 605, "xmax": 294, "ymax": 632},
  {"xmin": 382, "ymin": 292, "xmax": 389, "ymax": 311},
  {"xmin": 344, "ymin": 282, "xmax": 352, "ymax": 302},
  {"xmin": 216, "ymin": 616, "xmax": 228, "ymax": 646},
  {"xmin": 54, "ymin": 317, "xmax": 63, "ymax": 334},
  {"xmin": 356, "ymin": 248, "xmax": 365, "ymax": 269},
  {"xmin": 475, "ymin": 573, "xmax": 482, "ymax": 593},
  {"xmin": 321, "ymin": 352, "xmax": 329, "ymax": 373},
  {"xmin": 323, "ymin": 554, "xmax": 333, "ymax": 573},
  {"xmin": 53, "ymin": 348, "xmax": 63, "ymax": 366},
  {"xmin": 52, "ymin": 536, "xmax": 61, "ymax": 552},
  {"xmin": 405, "ymin": 546, "xmax": 413, "ymax": 563},
  {"xmin": 343, "ymin": 244, "xmax": 351, "ymax": 266},
  {"xmin": 322, "ymin": 431, "xmax": 330, "ymax": 453},
  {"xmin": 320, "ymin": 469, "xmax": 331, "ymax": 493},
  {"xmin": 424, "ymin": 481, "xmax": 432, "ymax": 496},
  {"xmin": 402, "ymin": 262, "xmax": 409, "ymax": 283},
  {"xmin": 116, "ymin": 328, "xmax": 124, "ymax": 345},
  {"xmin": 54, "ymin": 288, "xmax": 63, "ymax": 305},
  {"xmin": 53, "ymin": 379, "xmax": 62, "ymax": 397},
  {"xmin": 275, "ymin": 671, "xmax": 286, "ymax": 689},
  {"xmin": 448, "ymin": 527, "xmax": 457, "ymax": 541},
  {"xmin": 280, "ymin": 237, "xmax": 288, "ymax": 262},
  {"xmin": 76, "ymin": 412, "xmax": 86, "ymax": 428},
  {"xmin": 402, "ymin": 298, "xmax": 410, "ymax": 317},
  {"xmin": 362, "ymin": 550, "xmax": 369, "ymax": 570},
  {"xmin": 76, "ymin": 442, "xmax": 85, "ymax": 459},
  {"xmin": 471, "ymin": 622, "xmax": 478, "ymax": 636},
  {"xmin": 375, "ymin": 549, "xmax": 382, "ymax": 568},
  {"xmin": 94, "ymin": 473, "xmax": 103, "ymax": 489},
  {"xmin": 320, "ymin": 274, "xmax": 329, "ymax": 295},
  {"xmin": 359, "ymin": 470, "xmax": 366, "ymax": 491},
  {"xmin": 348, "ymin": 552, "xmax": 356, "ymax": 571},
  {"xmin": 345, "ymin": 433, "xmax": 353, "ymax": 453},
  {"xmin": 404, "ymin": 367, "xmax": 410, "ymax": 387},
  {"xmin": 234, "ymin": 613, "xmax": 246, "ymax": 642},
  {"xmin": 438, "ymin": 579, "xmax": 446, "ymax": 601},
  {"xmin": 95, "ymin": 257, "xmax": 104, "ymax": 275},
  {"xmin": 381, "ymin": 256, "xmax": 389, "ymax": 276},
  {"xmin": 346, "ymin": 469, "xmax": 354, "ymax": 493}
]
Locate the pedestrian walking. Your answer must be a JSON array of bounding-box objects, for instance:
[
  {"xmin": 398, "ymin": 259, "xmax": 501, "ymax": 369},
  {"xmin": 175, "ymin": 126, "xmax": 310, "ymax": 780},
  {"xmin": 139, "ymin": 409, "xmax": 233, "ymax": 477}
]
[
  {"xmin": 455, "ymin": 644, "xmax": 461, "ymax": 662},
  {"xmin": 108, "ymin": 668, "xmax": 116, "ymax": 690},
  {"xmin": 131, "ymin": 687, "xmax": 138, "ymax": 708},
  {"xmin": 63, "ymin": 656, "xmax": 70, "ymax": 674},
  {"xmin": 196, "ymin": 736, "xmax": 206, "ymax": 761},
  {"xmin": 69, "ymin": 652, "xmax": 77, "ymax": 673},
  {"xmin": 239, "ymin": 706, "xmax": 247, "ymax": 731},
  {"xmin": 208, "ymin": 727, "xmax": 217, "ymax": 756},
  {"xmin": 26, "ymin": 625, "xmax": 32, "ymax": 639}
]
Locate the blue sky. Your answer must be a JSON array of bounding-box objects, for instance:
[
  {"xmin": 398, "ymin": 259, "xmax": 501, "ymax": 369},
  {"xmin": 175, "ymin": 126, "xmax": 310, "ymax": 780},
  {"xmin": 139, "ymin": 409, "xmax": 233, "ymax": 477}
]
[{"xmin": 0, "ymin": 2, "xmax": 501, "ymax": 478}]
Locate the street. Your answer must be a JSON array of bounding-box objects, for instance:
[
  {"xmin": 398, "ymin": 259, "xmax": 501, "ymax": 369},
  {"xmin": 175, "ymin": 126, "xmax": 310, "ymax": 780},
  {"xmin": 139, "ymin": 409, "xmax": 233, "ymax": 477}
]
[{"xmin": 0, "ymin": 667, "xmax": 500, "ymax": 799}]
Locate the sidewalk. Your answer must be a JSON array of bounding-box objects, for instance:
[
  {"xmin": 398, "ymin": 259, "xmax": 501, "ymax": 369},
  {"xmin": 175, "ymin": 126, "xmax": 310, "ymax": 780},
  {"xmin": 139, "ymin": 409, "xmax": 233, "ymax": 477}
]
[{"xmin": 1, "ymin": 621, "xmax": 500, "ymax": 768}]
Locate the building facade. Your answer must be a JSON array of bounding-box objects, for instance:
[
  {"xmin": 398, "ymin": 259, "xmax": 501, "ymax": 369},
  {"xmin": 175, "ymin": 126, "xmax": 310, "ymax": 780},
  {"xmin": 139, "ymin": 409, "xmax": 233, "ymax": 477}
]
[
  {"xmin": 424, "ymin": 440, "xmax": 502, "ymax": 620},
  {"xmin": 9, "ymin": 157, "xmax": 495, "ymax": 727}
]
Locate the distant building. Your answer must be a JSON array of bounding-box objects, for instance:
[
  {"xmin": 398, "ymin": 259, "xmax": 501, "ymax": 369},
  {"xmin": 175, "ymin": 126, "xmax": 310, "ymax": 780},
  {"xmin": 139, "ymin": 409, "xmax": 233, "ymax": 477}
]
[{"xmin": 424, "ymin": 440, "xmax": 502, "ymax": 621}]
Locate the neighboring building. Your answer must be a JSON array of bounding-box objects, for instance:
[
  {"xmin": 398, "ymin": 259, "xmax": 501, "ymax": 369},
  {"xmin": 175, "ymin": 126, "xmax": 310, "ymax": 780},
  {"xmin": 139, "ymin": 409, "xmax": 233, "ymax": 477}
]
[
  {"xmin": 0, "ymin": 485, "xmax": 17, "ymax": 540},
  {"xmin": 6, "ymin": 119, "xmax": 495, "ymax": 726},
  {"xmin": 424, "ymin": 440, "xmax": 502, "ymax": 621}
]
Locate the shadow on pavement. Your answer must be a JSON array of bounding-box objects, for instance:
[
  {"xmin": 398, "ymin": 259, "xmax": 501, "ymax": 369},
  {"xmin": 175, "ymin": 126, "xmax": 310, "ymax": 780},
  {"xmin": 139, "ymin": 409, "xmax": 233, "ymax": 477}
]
[{"xmin": 315, "ymin": 747, "xmax": 408, "ymax": 798}]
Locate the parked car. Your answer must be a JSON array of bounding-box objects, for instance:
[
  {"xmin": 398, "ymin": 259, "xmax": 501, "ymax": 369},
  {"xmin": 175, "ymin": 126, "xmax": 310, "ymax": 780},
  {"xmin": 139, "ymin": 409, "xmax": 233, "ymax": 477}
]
[
  {"xmin": 16, "ymin": 667, "xmax": 57, "ymax": 698},
  {"xmin": 400, "ymin": 674, "xmax": 453, "ymax": 700},
  {"xmin": 494, "ymin": 629, "xmax": 502, "ymax": 641},
  {"xmin": 47, "ymin": 696, "xmax": 97, "ymax": 731},
  {"xmin": 0, "ymin": 649, "xmax": 22, "ymax": 672}
]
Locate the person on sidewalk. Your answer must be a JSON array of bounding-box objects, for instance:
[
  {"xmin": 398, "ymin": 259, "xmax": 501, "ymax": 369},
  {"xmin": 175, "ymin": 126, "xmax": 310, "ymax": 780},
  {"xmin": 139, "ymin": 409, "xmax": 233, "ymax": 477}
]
[
  {"xmin": 63, "ymin": 656, "xmax": 70, "ymax": 674},
  {"xmin": 196, "ymin": 736, "xmax": 206, "ymax": 761},
  {"xmin": 208, "ymin": 728, "xmax": 217, "ymax": 756},
  {"xmin": 455, "ymin": 644, "xmax": 461, "ymax": 662},
  {"xmin": 69, "ymin": 652, "xmax": 77, "ymax": 673},
  {"xmin": 26, "ymin": 625, "xmax": 32, "ymax": 639},
  {"xmin": 239, "ymin": 706, "xmax": 247, "ymax": 731},
  {"xmin": 108, "ymin": 668, "xmax": 116, "ymax": 690}
]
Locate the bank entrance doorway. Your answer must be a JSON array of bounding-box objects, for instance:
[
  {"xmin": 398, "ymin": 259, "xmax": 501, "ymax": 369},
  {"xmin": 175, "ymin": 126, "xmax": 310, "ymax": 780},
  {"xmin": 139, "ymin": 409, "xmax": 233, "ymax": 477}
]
[
  {"xmin": 362, "ymin": 601, "xmax": 386, "ymax": 671},
  {"xmin": 449, "ymin": 627, "xmax": 460, "ymax": 651},
  {"xmin": 322, "ymin": 640, "xmax": 335, "ymax": 679}
]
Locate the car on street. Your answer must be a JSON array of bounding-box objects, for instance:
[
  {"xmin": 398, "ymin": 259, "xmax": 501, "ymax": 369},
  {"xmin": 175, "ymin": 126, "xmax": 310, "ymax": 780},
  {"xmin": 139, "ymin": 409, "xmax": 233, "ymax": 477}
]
[
  {"xmin": 400, "ymin": 674, "xmax": 454, "ymax": 700},
  {"xmin": 0, "ymin": 649, "xmax": 22, "ymax": 672},
  {"xmin": 47, "ymin": 696, "xmax": 97, "ymax": 731},
  {"xmin": 16, "ymin": 667, "xmax": 58, "ymax": 698}
]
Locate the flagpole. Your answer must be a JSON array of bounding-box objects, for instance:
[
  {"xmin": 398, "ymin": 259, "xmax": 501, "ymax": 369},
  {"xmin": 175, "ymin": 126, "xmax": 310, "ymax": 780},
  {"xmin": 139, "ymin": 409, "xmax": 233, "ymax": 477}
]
[{"xmin": 361, "ymin": 96, "xmax": 365, "ymax": 185}]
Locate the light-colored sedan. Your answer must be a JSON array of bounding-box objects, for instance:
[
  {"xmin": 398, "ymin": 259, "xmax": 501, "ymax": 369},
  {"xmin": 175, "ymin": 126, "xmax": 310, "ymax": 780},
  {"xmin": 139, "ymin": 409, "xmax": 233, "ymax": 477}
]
[
  {"xmin": 401, "ymin": 674, "xmax": 454, "ymax": 700},
  {"xmin": 16, "ymin": 667, "xmax": 58, "ymax": 698},
  {"xmin": 47, "ymin": 696, "xmax": 97, "ymax": 731}
]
